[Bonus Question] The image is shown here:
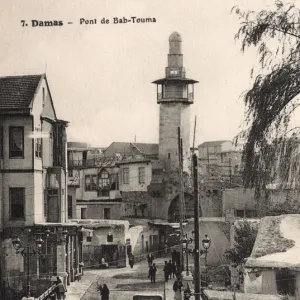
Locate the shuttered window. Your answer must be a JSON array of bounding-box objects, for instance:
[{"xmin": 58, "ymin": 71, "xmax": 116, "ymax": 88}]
[
  {"xmin": 9, "ymin": 127, "xmax": 24, "ymax": 158},
  {"xmin": 10, "ymin": 188, "xmax": 25, "ymax": 220}
]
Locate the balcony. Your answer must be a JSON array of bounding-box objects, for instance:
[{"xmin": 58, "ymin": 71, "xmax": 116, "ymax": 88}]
[
  {"xmin": 157, "ymin": 92, "xmax": 194, "ymax": 103},
  {"xmin": 68, "ymin": 154, "xmax": 158, "ymax": 169}
]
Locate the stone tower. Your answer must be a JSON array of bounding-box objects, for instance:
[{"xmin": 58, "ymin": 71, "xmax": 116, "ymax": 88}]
[{"xmin": 153, "ymin": 32, "xmax": 198, "ymax": 173}]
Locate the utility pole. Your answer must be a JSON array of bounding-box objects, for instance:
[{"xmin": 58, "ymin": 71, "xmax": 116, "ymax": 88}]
[
  {"xmin": 229, "ymin": 157, "xmax": 232, "ymax": 187},
  {"xmin": 193, "ymin": 153, "xmax": 201, "ymax": 300},
  {"xmin": 178, "ymin": 127, "xmax": 184, "ymax": 272}
]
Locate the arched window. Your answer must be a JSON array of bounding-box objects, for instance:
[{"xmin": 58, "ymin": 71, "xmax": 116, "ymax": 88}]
[{"xmin": 98, "ymin": 169, "xmax": 110, "ymax": 197}]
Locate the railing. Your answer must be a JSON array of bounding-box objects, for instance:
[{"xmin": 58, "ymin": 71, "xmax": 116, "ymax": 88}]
[
  {"xmin": 35, "ymin": 284, "xmax": 57, "ymax": 300},
  {"xmin": 157, "ymin": 92, "xmax": 194, "ymax": 102},
  {"xmin": 68, "ymin": 154, "xmax": 158, "ymax": 169}
]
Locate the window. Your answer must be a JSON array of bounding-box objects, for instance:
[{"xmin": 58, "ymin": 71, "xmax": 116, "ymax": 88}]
[
  {"xmin": 107, "ymin": 233, "xmax": 113, "ymax": 242},
  {"xmin": 0, "ymin": 126, "xmax": 3, "ymax": 158},
  {"xmin": 68, "ymin": 168, "xmax": 73, "ymax": 177},
  {"xmin": 86, "ymin": 236, "xmax": 92, "ymax": 242},
  {"xmin": 139, "ymin": 167, "xmax": 145, "ymax": 184},
  {"xmin": 99, "ymin": 170, "xmax": 110, "ymax": 189},
  {"xmin": 110, "ymin": 173, "xmax": 119, "ymax": 190},
  {"xmin": 9, "ymin": 127, "xmax": 24, "ymax": 158},
  {"xmin": 68, "ymin": 195, "xmax": 72, "ymax": 218},
  {"xmin": 245, "ymin": 210, "xmax": 257, "ymax": 218},
  {"xmin": 168, "ymin": 153, "xmax": 171, "ymax": 159},
  {"xmin": 10, "ymin": 188, "xmax": 25, "ymax": 220},
  {"xmin": 98, "ymin": 170, "xmax": 110, "ymax": 197},
  {"xmin": 81, "ymin": 208, "xmax": 87, "ymax": 219},
  {"xmin": 152, "ymin": 169, "xmax": 162, "ymax": 176},
  {"xmin": 35, "ymin": 138, "xmax": 42, "ymax": 158},
  {"xmin": 42, "ymin": 87, "xmax": 45, "ymax": 107},
  {"xmin": 123, "ymin": 168, "xmax": 129, "ymax": 184},
  {"xmin": 235, "ymin": 210, "xmax": 244, "ymax": 218},
  {"xmin": 85, "ymin": 175, "xmax": 97, "ymax": 191},
  {"xmin": 48, "ymin": 189, "xmax": 58, "ymax": 196},
  {"xmin": 104, "ymin": 208, "xmax": 110, "ymax": 220}
]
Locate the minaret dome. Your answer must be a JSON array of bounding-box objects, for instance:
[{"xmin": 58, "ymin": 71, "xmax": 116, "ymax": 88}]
[{"xmin": 169, "ymin": 32, "xmax": 182, "ymax": 42}]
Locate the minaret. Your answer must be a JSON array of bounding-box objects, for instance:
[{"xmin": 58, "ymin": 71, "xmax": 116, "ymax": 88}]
[{"xmin": 153, "ymin": 32, "xmax": 198, "ymax": 173}]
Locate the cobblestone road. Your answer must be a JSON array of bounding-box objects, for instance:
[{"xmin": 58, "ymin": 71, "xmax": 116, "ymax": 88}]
[{"xmin": 81, "ymin": 257, "xmax": 178, "ymax": 300}]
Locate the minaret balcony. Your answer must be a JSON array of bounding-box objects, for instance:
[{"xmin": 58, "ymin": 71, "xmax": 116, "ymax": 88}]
[
  {"xmin": 153, "ymin": 78, "xmax": 198, "ymax": 104},
  {"xmin": 157, "ymin": 92, "xmax": 194, "ymax": 103}
]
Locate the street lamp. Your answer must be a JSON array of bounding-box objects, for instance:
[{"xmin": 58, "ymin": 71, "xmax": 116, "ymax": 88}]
[
  {"xmin": 200, "ymin": 234, "xmax": 211, "ymax": 289},
  {"xmin": 182, "ymin": 234, "xmax": 193, "ymax": 276},
  {"xmin": 201, "ymin": 234, "xmax": 211, "ymax": 264},
  {"xmin": 12, "ymin": 235, "xmax": 44, "ymax": 298}
]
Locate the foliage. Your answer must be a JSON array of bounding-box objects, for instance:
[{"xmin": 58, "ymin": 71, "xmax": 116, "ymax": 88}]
[
  {"xmin": 233, "ymin": 1, "xmax": 300, "ymax": 198},
  {"xmin": 224, "ymin": 221, "xmax": 258, "ymax": 265}
]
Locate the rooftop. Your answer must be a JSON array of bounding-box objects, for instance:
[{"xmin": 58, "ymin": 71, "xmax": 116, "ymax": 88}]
[
  {"xmin": 0, "ymin": 74, "xmax": 43, "ymax": 109},
  {"xmin": 199, "ymin": 140, "xmax": 232, "ymax": 148},
  {"xmin": 104, "ymin": 142, "xmax": 159, "ymax": 156},
  {"xmin": 246, "ymin": 215, "xmax": 300, "ymax": 269}
]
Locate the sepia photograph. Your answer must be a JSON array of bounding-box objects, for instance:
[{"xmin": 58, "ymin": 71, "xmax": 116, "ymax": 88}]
[{"xmin": 1, "ymin": 0, "xmax": 300, "ymax": 299}]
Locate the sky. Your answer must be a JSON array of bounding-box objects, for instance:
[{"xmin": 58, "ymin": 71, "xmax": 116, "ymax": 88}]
[{"xmin": 0, "ymin": 0, "xmax": 290, "ymax": 147}]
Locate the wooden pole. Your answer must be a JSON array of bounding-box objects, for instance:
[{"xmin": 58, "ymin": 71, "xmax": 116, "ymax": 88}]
[
  {"xmin": 193, "ymin": 154, "xmax": 201, "ymax": 300},
  {"xmin": 177, "ymin": 127, "xmax": 184, "ymax": 272}
]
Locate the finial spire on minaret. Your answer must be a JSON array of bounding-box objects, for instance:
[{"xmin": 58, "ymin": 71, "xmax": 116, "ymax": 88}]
[
  {"xmin": 169, "ymin": 32, "xmax": 182, "ymax": 54},
  {"xmin": 166, "ymin": 31, "xmax": 185, "ymax": 78}
]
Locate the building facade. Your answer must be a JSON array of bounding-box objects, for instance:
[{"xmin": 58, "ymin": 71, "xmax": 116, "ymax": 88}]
[{"xmin": 0, "ymin": 74, "xmax": 82, "ymax": 299}]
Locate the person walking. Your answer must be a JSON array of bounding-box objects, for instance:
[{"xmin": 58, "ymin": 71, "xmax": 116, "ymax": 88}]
[
  {"xmin": 163, "ymin": 261, "xmax": 169, "ymax": 282},
  {"xmin": 149, "ymin": 263, "xmax": 157, "ymax": 283},
  {"xmin": 171, "ymin": 261, "xmax": 177, "ymax": 278},
  {"xmin": 172, "ymin": 249, "xmax": 177, "ymax": 264},
  {"xmin": 129, "ymin": 253, "xmax": 134, "ymax": 268},
  {"xmin": 173, "ymin": 276, "xmax": 183, "ymax": 300},
  {"xmin": 147, "ymin": 253, "xmax": 154, "ymax": 267},
  {"xmin": 101, "ymin": 284, "xmax": 109, "ymax": 300},
  {"xmin": 56, "ymin": 277, "xmax": 67, "ymax": 300},
  {"xmin": 167, "ymin": 259, "xmax": 173, "ymax": 280}
]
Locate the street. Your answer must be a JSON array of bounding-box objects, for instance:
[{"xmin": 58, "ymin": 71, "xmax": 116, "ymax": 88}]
[{"xmin": 67, "ymin": 257, "xmax": 180, "ymax": 300}]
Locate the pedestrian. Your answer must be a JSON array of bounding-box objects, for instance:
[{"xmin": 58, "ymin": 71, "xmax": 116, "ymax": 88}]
[
  {"xmin": 171, "ymin": 261, "xmax": 177, "ymax": 278},
  {"xmin": 149, "ymin": 263, "xmax": 157, "ymax": 283},
  {"xmin": 172, "ymin": 249, "xmax": 177, "ymax": 264},
  {"xmin": 129, "ymin": 253, "xmax": 134, "ymax": 268},
  {"xmin": 167, "ymin": 259, "xmax": 173, "ymax": 279},
  {"xmin": 173, "ymin": 276, "xmax": 183, "ymax": 300},
  {"xmin": 147, "ymin": 253, "xmax": 154, "ymax": 267},
  {"xmin": 101, "ymin": 284, "xmax": 109, "ymax": 300},
  {"xmin": 100, "ymin": 257, "xmax": 109, "ymax": 269},
  {"xmin": 56, "ymin": 277, "xmax": 67, "ymax": 300},
  {"xmin": 176, "ymin": 251, "xmax": 181, "ymax": 270},
  {"xmin": 163, "ymin": 261, "xmax": 169, "ymax": 282}
]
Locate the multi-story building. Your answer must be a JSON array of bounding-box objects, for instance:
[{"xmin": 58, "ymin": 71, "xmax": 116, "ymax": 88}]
[
  {"xmin": 197, "ymin": 139, "xmax": 258, "ymax": 218},
  {"xmin": 67, "ymin": 141, "xmax": 159, "ymax": 220},
  {"xmin": 0, "ymin": 74, "xmax": 83, "ymax": 299}
]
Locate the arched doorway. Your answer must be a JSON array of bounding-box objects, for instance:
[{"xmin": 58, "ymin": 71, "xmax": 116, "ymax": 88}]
[{"xmin": 167, "ymin": 193, "xmax": 194, "ymax": 222}]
